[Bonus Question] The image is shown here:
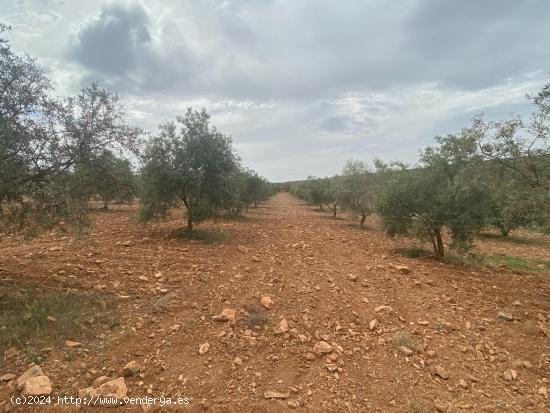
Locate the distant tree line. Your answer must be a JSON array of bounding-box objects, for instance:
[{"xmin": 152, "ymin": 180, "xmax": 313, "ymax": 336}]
[
  {"xmin": 290, "ymin": 82, "xmax": 550, "ymax": 259},
  {"xmin": 0, "ymin": 28, "xmax": 272, "ymax": 236}
]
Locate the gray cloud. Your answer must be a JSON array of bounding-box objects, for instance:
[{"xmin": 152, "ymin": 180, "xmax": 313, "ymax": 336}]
[
  {"xmin": 64, "ymin": 0, "xmax": 550, "ymax": 101},
  {"xmin": 67, "ymin": 3, "xmax": 151, "ymax": 76}
]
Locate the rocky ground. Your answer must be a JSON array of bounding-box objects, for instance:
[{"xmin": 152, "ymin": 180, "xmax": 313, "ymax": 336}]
[{"xmin": 1, "ymin": 192, "xmax": 549, "ymax": 412}]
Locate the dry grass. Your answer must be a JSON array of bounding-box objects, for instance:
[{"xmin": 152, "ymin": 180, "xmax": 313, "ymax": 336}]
[
  {"xmin": 240, "ymin": 303, "xmax": 271, "ymax": 329},
  {"xmin": 391, "ymin": 329, "xmax": 415, "ymax": 350}
]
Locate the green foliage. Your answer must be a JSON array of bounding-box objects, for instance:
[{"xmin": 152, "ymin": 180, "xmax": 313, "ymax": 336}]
[
  {"xmin": 74, "ymin": 150, "xmax": 136, "ymax": 209},
  {"xmin": 230, "ymin": 168, "xmax": 272, "ymax": 213},
  {"xmin": 303, "ymin": 176, "xmax": 330, "ymax": 210},
  {"xmin": 0, "ymin": 282, "xmax": 116, "ymax": 359},
  {"xmin": 295, "ymin": 176, "xmax": 342, "ymax": 217},
  {"xmin": 375, "ymin": 135, "xmax": 491, "ymax": 258},
  {"xmin": 323, "ymin": 179, "xmax": 342, "ymax": 217},
  {"xmin": 486, "ymin": 255, "xmax": 550, "ymax": 272},
  {"xmin": 481, "ymin": 164, "xmax": 537, "ymax": 236},
  {"xmin": 340, "ymin": 159, "xmax": 374, "ymax": 226},
  {"xmin": 471, "ymin": 83, "xmax": 550, "ymax": 232},
  {"xmin": 395, "ymin": 247, "xmax": 432, "ymax": 258},
  {"xmin": 0, "ymin": 32, "xmax": 142, "ymax": 235},
  {"xmin": 140, "ymin": 108, "xmax": 240, "ymax": 230},
  {"xmin": 442, "ymin": 252, "xmax": 550, "ymax": 273}
]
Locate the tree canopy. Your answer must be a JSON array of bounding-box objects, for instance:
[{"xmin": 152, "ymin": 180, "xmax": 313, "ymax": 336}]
[
  {"xmin": 140, "ymin": 108, "xmax": 240, "ymax": 230},
  {"xmin": 1, "ymin": 30, "xmax": 142, "ymax": 235}
]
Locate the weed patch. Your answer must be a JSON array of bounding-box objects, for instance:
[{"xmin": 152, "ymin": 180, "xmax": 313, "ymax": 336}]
[{"xmin": 0, "ymin": 282, "xmax": 118, "ymax": 362}]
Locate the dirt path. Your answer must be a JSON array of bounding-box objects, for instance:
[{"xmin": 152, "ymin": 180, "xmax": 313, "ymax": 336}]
[{"xmin": 1, "ymin": 192, "xmax": 549, "ymax": 412}]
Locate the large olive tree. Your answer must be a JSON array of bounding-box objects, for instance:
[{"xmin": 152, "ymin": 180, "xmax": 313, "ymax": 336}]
[
  {"xmin": 0, "ymin": 29, "xmax": 142, "ymax": 234},
  {"xmin": 375, "ymin": 135, "xmax": 490, "ymax": 259},
  {"xmin": 470, "ymin": 82, "xmax": 550, "ymax": 232}
]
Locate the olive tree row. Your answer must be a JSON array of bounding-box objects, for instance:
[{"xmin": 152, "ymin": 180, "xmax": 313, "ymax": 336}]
[
  {"xmin": 290, "ymin": 82, "xmax": 549, "ymax": 258},
  {"xmin": 139, "ymin": 108, "xmax": 271, "ymax": 231},
  {"xmin": 375, "ymin": 81, "xmax": 550, "ymax": 257},
  {"xmin": 291, "ymin": 162, "xmax": 376, "ymax": 226},
  {"xmin": 1, "ymin": 30, "xmax": 270, "ymax": 236}
]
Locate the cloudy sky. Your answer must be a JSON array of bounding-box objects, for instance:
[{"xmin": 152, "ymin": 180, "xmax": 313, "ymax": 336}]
[{"xmin": 2, "ymin": 0, "xmax": 549, "ymax": 181}]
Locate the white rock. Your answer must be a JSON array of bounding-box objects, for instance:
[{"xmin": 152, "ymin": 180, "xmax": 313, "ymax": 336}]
[
  {"xmin": 399, "ymin": 346, "xmax": 414, "ymax": 356},
  {"xmin": 313, "ymin": 341, "xmax": 332, "ymax": 354},
  {"xmin": 264, "ymin": 390, "xmax": 290, "ymax": 399},
  {"xmin": 22, "ymin": 376, "xmax": 52, "ymax": 396},
  {"xmin": 261, "ymin": 296, "xmax": 274, "ymax": 309},
  {"xmin": 275, "ymin": 318, "xmax": 289, "ymax": 334},
  {"xmin": 122, "ymin": 360, "xmax": 140, "ymax": 377},
  {"xmin": 395, "ymin": 265, "xmax": 411, "ymax": 274},
  {"xmin": 17, "ymin": 366, "xmax": 44, "ymax": 390},
  {"xmin": 198, "ymin": 343, "xmax": 210, "ymax": 355},
  {"xmin": 369, "ymin": 319, "xmax": 378, "ymax": 330},
  {"xmin": 79, "ymin": 377, "xmax": 128, "ymax": 405},
  {"xmin": 212, "ymin": 308, "xmax": 236, "ymax": 322}
]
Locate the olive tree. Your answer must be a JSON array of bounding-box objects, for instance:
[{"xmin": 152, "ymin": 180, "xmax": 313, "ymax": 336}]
[
  {"xmin": 224, "ymin": 168, "xmax": 270, "ymax": 215},
  {"xmin": 340, "ymin": 159, "xmax": 374, "ymax": 227},
  {"xmin": 472, "ymin": 160, "xmax": 534, "ymax": 236},
  {"xmin": 474, "ymin": 85, "xmax": 549, "ymax": 190},
  {"xmin": 304, "ymin": 176, "xmax": 329, "ymax": 210},
  {"xmin": 75, "ymin": 150, "xmax": 136, "ymax": 209},
  {"xmin": 375, "ymin": 135, "xmax": 490, "ymax": 259},
  {"xmin": 470, "ymin": 82, "xmax": 550, "ymax": 232},
  {"xmin": 243, "ymin": 170, "xmax": 268, "ymax": 209},
  {"xmin": 140, "ymin": 108, "xmax": 239, "ymax": 231},
  {"xmin": 324, "ymin": 180, "xmax": 342, "ymax": 218},
  {"xmin": 0, "ymin": 30, "xmax": 142, "ymax": 234}
]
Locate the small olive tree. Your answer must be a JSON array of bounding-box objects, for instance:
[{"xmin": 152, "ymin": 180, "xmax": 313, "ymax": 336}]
[
  {"xmin": 243, "ymin": 170, "xmax": 268, "ymax": 209},
  {"xmin": 303, "ymin": 176, "xmax": 329, "ymax": 210},
  {"xmin": 224, "ymin": 168, "xmax": 270, "ymax": 215},
  {"xmin": 75, "ymin": 150, "xmax": 136, "ymax": 209},
  {"xmin": 324, "ymin": 180, "xmax": 342, "ymax": 218},
  {"xmin": 340, "ymin": 159, "xmax": 374, "ymax": 227},
  {"xmin": 139, "ymin": 108, "xmax": 239, "ymax": 231}
]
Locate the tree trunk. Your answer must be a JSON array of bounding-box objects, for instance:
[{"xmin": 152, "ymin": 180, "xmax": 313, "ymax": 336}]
[
  {"xmin": 187, "ymin": 211, "xmax": 193, "ymax": 231},
  {"xmin": 434, "ymin": 228, "xmax": 444, "ymax": 259},
  {"xmin": 254, "ymin": 201, "xmax": 257, "ymax": 208},
  {"xmin": 185, "ymin": 198, "xmax": 193, "ymax": 231},
  {"xmin": 319, "ymin": 204, "xmax": 323, "ymax": 211},
  {"xmin": 333, "ymin": 206, "xmax": 337, "ymax": 218},
  {"xmin": 429, "ymin": 234, "xmax": 437, "ymax": 256},
  {"xmin": 498, "ymin": 225, "xmax": 510, "ymax": 236},
  {"xmin": 102, "ymin": 199, "xmax": 108, "ymax": 210},
  {"xmin": 360, "ymin": 214, "xmax": 366, "ymax": 227}
]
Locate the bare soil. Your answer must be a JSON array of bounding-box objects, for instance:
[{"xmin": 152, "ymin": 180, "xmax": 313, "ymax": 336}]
[{"xmin": 1, "ymin": 192, "xmax": 549, "ymax": 412}]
